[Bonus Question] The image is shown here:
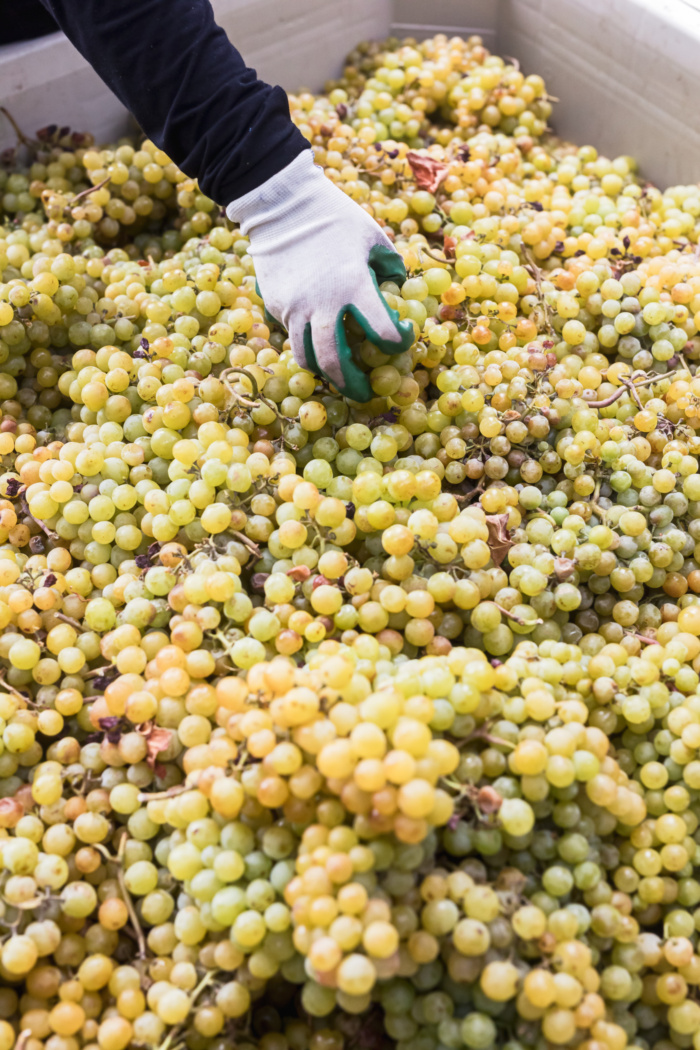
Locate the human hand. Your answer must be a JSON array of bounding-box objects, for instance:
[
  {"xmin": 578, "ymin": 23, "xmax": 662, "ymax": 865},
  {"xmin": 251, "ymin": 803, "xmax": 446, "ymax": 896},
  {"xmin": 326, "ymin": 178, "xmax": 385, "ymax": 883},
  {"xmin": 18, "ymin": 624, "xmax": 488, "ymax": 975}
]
[{"xmin": 227, "ymin": 151, "xmax": 415, "ymax": 402}]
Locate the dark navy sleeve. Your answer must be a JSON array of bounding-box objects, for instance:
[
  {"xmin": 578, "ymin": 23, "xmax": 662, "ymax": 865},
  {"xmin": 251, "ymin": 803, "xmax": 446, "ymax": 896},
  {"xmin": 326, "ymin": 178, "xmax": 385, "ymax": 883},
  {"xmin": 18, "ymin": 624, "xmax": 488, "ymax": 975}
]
[{"xmin": 37, "ymin": 0, "xmax": 310, "ymax": 204}]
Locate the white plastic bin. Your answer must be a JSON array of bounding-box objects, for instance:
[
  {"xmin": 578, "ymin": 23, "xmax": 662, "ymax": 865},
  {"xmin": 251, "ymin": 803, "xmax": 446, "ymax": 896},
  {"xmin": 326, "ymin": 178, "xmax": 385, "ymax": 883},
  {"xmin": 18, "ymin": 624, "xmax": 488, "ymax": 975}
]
[{"xmin": 1, "ymin": 0, "xmax": 699, "ymax": 189}]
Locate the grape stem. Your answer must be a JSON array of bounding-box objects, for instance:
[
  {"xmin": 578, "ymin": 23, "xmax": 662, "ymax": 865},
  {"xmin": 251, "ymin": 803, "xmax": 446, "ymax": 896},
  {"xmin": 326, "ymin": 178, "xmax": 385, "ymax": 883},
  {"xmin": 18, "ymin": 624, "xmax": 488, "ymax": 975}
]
[
  {"xmin": 27, "ymin": 513, "xmax": 58, "ymax": 541},
  {"xmin": 230, "ymin": 531, "xmax": 261, "ymax": 558},
  {"xmin": 422, "ymin": 246, "xmax": 454, "ymax": 264},
  {"xmin": 117, "ymin": 831, "xmax": 148, "ymax": 958},
  {"xmin": 621, "ymin": 376, "xmax": 644, "ymax": 410},
  {"xmin": 0, "ymin": 671, "xmax": 31, "ymax": 704},
  {"xmin": 213, "ymin": 630, "xmax": 247, "ymax": 667},
  {"xmin": 154, "ymin": 1029, "xmax": 185, "ymax": 1050},
  {"xmin": 625, "ymin": 631, "xmax": 660, "ymax": 645},
  {"xmin": 69, "ymin": 175, "xmax": 111, "ymax": 205},
  {"xmin": 584, "ymin": 387, "xmax": 626, "ymax": 409},
  {"xmin": 494, "ymin": 603, "xmax": 543, "ymax": 627},
  {"xmin": 585, "ymin": 370, "xmax": 678, "ymax": 409},
  {"xmin": 82, "ymin": 664, "xmax": 113, "ymax": 679},
  {"xmin": 95, "ymin": 833, "xmax": 148, "ymax": 958},
  {"xmin": 522, "ymin": 250, "xmax": 555, "ymax": 336},
  {"xmin": 12, "ymin": 1029, "xmax": 32, "ymax": 1050},
  {"xmin": 462, "ymin": 478, "xmax": 486, "ymax": 504},
  {"xmin": 148, "ymin": 972, "xmax": 216, "ymax": 1050},
  {"xmin": 457, "ymin": 724, "xmax": 515, "ymax": 750},
  {"xmin": 221, "ymin": 365, "xmax": 260, "ymax": 397},
  {"xmin": 137, "ymin": 784, "xmax": 188, "ymax": 803},
  {"xmin": 16, "ymin": 494, "xmax": 59, "ymax": 542},
  {"xmin": 305, "ymin": 515, "xmax": 327, "ymax": 554},
  {"xmin": 0, "ymin": 108, "xmax": 34, "ymax": 149},
  {"xmin": 191, "ymin": 970, "xmax": 217, "ymax": 1000},
  {"xmin": 55, "ymin": 612, "xmax": 85, "ymax": 631},
  {"xmin": 221, "ymin": 366, "xmax": 295, "ymax": 422},
  {"xmin": 414, "ymin": 541, "xmax": 445, "ymax": 569}
]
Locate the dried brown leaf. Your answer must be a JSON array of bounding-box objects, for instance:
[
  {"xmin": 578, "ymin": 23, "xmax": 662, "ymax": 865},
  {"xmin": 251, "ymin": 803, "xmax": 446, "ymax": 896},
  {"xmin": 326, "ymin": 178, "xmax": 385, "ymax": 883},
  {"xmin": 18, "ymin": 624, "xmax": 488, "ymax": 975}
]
[
  {"xmin": 142, "ymin": 726, "xmax": 173, "ymax": 768},
  {"xmin": 553, "ymin": 557, "xmax": 576, "ymax": 581},
  {"xmin": 0, "ymin": 797, "xmax": 23, "ymax": 829},
  {"xmin": 477, "ymin": 785, "xmax": 502, "ymax": 815},
  {"xmin": 485, "ymin": 513, "xmax": 514, "ymax": 568},
  {"xmin": 287, "ymin": 565, "xmax": 311, "ymax": 582},
  {"xmin": 406, "ymin": 152, "xmax": 448, "ymax": 193}
]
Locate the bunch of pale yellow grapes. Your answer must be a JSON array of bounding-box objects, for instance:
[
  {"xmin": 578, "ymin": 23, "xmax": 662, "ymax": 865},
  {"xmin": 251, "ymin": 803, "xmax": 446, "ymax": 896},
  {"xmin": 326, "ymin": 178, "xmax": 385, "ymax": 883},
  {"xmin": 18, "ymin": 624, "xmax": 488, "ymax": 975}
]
[{"xmin": 4, "ymin": 27, "xmax": 700, "ymax": 1050}]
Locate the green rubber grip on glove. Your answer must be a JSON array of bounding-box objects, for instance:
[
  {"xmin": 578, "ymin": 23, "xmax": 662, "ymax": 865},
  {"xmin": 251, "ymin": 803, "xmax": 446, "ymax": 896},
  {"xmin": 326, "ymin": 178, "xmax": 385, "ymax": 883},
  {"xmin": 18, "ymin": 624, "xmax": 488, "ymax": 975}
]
[
  {"xmin": 258, "ymin": 244, "xmax": 415, "ymax": 403},
  {"xmin": 302, "ymin": 244, "xmax": 414, "ymax": 402}
]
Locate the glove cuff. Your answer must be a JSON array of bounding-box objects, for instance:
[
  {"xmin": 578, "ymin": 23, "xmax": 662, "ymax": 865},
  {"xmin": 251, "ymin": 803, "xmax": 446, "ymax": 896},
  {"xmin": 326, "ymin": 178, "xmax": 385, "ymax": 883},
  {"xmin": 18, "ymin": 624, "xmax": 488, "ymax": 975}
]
[{"xmin": 226, "ymin": 149, "xmax": 324, "ymax": 234}]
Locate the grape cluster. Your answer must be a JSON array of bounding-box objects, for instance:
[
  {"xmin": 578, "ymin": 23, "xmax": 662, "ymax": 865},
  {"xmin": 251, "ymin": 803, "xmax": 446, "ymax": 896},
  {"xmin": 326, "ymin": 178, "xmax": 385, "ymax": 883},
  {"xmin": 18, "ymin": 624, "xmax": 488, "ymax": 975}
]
[{"xmin": 2, "ymin": 27, "xmax": 700, "ymax": 1050}]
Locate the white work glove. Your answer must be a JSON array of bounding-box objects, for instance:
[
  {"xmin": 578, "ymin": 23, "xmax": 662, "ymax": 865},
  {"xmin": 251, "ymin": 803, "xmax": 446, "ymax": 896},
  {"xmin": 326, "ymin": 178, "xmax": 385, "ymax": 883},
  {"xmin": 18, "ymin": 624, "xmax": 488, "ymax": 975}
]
[{"xmin": 226, "ymin": 150, "xmax": 414, "ymax": 402}]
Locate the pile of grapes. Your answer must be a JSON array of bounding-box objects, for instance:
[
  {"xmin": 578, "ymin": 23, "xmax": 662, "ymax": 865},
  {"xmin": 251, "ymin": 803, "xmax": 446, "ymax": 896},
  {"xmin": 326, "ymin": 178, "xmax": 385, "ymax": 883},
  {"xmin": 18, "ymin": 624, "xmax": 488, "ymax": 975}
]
[{"xmin": 3, "ymin": 29, "xmax": 700, "ymax": 1050}]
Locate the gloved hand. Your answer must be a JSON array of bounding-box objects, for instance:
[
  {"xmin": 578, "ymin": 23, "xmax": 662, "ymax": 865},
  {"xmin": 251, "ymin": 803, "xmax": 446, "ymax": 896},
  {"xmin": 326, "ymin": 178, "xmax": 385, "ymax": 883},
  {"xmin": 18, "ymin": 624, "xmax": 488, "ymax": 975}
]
[{"xmin": 226, "ymin": 150, "xmax": 415, "ymax": 402}]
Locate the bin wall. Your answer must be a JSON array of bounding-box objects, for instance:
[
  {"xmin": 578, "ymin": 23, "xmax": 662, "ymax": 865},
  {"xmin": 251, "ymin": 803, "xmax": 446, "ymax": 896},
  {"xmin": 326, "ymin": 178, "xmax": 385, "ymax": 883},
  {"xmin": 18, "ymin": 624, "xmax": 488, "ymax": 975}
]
[
  {"xmin": 497, "ymin": 0, "xmax": 700, "ymax": 190},
  {"xmin": 0, "ymin": 32, "xmax": 138, "ymax": 152},
  {"xmin": 391, "ymin": 0, "xmax": 497, "ymax": 43},
  {"xmin": 1, "ymin": 0, "xmax": 700, "ymax": 188}
]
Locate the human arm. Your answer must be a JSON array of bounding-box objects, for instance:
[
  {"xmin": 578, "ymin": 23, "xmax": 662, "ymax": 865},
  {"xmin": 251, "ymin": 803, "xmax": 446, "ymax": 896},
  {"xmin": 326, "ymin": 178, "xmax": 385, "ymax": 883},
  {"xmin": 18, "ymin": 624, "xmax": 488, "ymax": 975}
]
[
  {"xmin": 37, "ymin": 0, "xmax": 308, "ymax": 203},
  {"xmin": 38, "ymin": 0, "xmax": 414, "ymax": 400}
]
